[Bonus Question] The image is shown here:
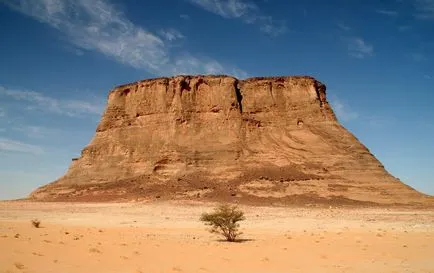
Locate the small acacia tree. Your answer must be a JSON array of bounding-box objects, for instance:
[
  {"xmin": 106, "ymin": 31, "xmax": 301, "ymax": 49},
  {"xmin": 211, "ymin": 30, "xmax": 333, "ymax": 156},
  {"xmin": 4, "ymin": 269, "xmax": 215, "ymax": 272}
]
[{"xmin": 200, "ymin": 204, "xmax": 245, "ymax": 242}]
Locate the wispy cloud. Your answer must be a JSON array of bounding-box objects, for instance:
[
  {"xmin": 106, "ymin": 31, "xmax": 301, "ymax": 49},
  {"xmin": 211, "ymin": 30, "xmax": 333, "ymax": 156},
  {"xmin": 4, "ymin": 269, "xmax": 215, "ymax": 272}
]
[
  {"xmin": 347, "ymin": 37, "xmax": 374, "ymax": 59},
  {"xmin": 330, "ymin": 99, "xmax": 359, "ymax": 122},
  {"xmin": 170, "ymin": 54, "xmax": 248, "ymax": 78},
  {"xmin": 0, "ymin": 138, "xmax": 44, "ymax": 154},
  {"xmin": 3, "ymin": 0, "xmax": 246, "ymax": 76},
  {"xmin": 4, "ymin": 0, "xmax": 166, "ymax": 71},
  {"xmin": 375, "ymin": 9, "xmax": 399, "ymax": 16},
  {"xmin": 187, "ymin": 0, "xmax": 286, "ymax": 36},
  {"xmin": 189, "ymin": 0, "xmax": 255, "ymax": 18},
  {"xmin": 414, "ymin": 0, "xmax": 434, "ymax": 19},
  {"xmin": 0, "ymin": 85, "xmax": 104, "ymax": 117},
  {"xmin": 0, "ymin": 107, "xmax": 5, "ymax": 118},
  {"xmin": 336, "ymin": 24, "xmax": 373, "ymax": 59},
  {"xmin": 424, "ymin": 74, "xmax": 433, "ymax": 80},
  {"xmin": 158, "ymin": 29, "xmax": 185, "ymax": 41}
]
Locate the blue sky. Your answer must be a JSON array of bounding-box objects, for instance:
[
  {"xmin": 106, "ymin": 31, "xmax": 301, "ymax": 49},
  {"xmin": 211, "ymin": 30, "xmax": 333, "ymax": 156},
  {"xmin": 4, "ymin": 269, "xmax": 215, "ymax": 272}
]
[{"xmin": 0, "ymin": 0, "xmax": 433, "ymax": 200}]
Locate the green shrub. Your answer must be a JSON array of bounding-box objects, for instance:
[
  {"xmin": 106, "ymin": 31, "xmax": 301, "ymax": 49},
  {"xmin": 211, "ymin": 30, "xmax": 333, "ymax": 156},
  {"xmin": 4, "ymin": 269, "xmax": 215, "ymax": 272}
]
[{"xmin": 200, "ymin": 204, "xmax": 245, "ymax": 242}]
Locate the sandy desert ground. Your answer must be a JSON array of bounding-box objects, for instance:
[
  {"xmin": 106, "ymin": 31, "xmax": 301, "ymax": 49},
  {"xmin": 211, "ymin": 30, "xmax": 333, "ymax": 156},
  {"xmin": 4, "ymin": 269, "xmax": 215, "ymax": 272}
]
[{"xmin": 1, "ymin": 201, "xmax": 434, "ymax": 273}]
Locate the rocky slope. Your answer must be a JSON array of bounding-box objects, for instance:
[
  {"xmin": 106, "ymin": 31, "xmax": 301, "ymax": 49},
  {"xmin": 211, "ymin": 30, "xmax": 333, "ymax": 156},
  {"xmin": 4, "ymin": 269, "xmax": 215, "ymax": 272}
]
[{"xmin": 30, "ymin": 75, "xmax": 432, "ymax": 206}]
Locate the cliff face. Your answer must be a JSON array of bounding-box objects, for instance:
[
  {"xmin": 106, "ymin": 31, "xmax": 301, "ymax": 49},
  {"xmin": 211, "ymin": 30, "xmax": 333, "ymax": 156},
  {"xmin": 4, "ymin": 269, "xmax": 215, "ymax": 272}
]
[{"xmin": 31, "ymin": 75, "xmax": 431, "ymax": 205}]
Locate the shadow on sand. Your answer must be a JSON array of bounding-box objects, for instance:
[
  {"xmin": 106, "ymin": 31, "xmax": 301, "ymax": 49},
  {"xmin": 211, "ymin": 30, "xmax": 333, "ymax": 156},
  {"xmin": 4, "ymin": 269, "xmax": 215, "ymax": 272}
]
[{"xmin": 215, "ymin": 238, "xmax": 255, "ymax": 243}]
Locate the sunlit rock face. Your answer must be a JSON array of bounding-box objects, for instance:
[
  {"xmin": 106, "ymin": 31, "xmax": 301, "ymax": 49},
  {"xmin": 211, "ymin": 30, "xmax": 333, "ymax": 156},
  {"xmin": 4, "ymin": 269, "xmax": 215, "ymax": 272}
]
[{"xmin": 30, "ymin": 75, "xmax": 432, "ymax": 206}]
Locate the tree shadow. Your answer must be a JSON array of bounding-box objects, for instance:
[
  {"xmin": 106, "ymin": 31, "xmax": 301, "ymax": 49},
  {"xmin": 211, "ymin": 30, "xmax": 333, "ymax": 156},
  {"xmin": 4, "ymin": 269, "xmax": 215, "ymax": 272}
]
[{"xmin": 215, "ymin": 238, "xmax": 255, "ymax": 243}]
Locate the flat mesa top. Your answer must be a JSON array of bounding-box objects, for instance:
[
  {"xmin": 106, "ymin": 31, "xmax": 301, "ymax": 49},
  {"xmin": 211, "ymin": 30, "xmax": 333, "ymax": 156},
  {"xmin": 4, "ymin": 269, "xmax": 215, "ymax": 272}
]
[{"xmin": 114, "ymin": 75, "xmax": 321, "ymax": 90}]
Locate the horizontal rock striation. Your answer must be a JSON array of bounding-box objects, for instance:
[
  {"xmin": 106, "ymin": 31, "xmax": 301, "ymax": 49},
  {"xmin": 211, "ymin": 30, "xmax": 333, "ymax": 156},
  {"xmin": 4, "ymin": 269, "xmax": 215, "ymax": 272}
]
[{"xmin": 31, "ymin": 75, "xmax": 433, "ymax": 206}]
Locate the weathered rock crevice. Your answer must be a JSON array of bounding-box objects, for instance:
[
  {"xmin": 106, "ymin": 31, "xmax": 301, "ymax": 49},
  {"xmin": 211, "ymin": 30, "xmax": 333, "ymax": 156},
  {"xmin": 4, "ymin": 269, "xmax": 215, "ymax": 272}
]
[
  {"xmin": 314, "ymin": 80, "xmax": 326, "ymax": 108},
  {"xmin": 234, "ymin": 79, "xmax": 243, "ymax": 114}
]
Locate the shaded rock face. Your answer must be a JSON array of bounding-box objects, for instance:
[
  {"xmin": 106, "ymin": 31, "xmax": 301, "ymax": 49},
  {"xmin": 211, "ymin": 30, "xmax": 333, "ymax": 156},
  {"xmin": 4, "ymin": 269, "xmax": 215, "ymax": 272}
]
[{"xmin": 31, "ymin": 75, "xmax": 431, "ymax": 205}]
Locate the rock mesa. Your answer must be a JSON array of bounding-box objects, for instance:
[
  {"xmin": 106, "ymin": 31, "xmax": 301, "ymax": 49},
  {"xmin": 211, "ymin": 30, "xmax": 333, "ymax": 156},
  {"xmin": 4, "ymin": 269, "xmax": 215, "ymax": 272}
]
[{"xmin": 31, "ymin": 75, "xmax": 432, "ymax": 206}]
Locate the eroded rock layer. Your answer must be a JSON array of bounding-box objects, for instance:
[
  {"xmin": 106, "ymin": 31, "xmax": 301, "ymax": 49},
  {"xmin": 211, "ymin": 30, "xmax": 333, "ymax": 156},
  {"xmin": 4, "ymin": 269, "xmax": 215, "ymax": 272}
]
[{"xmin": 31, "ymin": 75, "xmax": 432, "ymax": 206}]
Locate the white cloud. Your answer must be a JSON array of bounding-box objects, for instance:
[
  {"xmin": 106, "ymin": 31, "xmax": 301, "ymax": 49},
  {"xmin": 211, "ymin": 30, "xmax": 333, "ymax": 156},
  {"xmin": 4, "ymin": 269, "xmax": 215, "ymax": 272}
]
[
  {"xmin": 0, "ymin": 138, "xmax": 44, "ymax": 154},
  {"xmin": 0, "ymin": 85, "xmax": 104, "ymax": 117},
  {"xmin": 347, "ymin": 37, "xmax": 373, "ymax": 59},
  {"xmin": 187, "ymin": 0, "xmax": 286, "ymax": 36},
  {"xmin": 0, "ymin": 107, "xmax": 5, "ymax": 118},
  {"xmin": 5, "ymin": 0, "xmax": 166, "ymax": 72},
  {"xmin": 330, "ymin": 99, "xmax": 359, "ymax": 122},
  {"xmin": 4, "ymin": 0, "xmax": 247, "ymax": 76},
  {"xmin": 170, "ymin": 55, "xmax": 226, "ymax": 75},
  {"xmin": 159, "ymin": 29, "xmax": 185, "ymax": 41},
  {"xmin": 258, "ymin": 16, "xmax": 287, "ymax": 36},
  {"xmin": 414, "ymin": 0, "xmax": 434, "ymax": 19},
  {"xmin": 189, "ymin": 0, "xmax": 254, "ymax": 18},
  {"xmin": 167, "ymin": 54, "xmax": 248, "ymax": 78},
  {"xmin": 375, "ymin": 9, "xmax": 399, "ymax": 16}
]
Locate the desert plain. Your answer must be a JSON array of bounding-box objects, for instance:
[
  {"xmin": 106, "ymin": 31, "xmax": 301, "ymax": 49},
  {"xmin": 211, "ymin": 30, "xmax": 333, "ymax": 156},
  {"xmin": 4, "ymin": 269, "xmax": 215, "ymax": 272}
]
[{"xmin": 1, "ymin": 201, "xmax": 434, "ymax": 273}]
